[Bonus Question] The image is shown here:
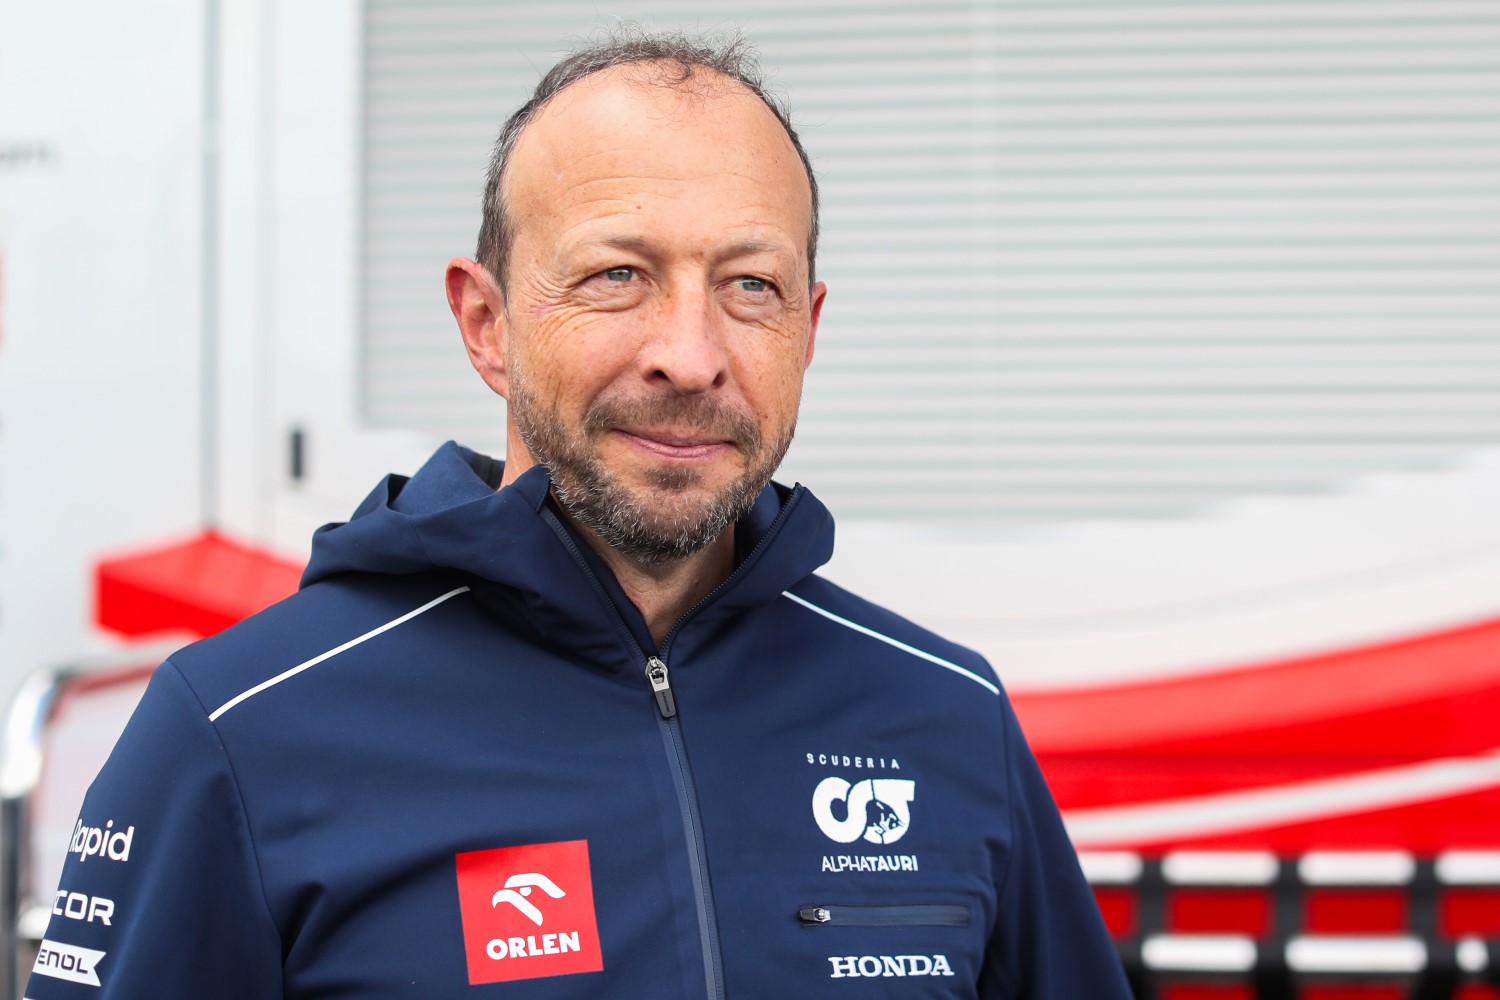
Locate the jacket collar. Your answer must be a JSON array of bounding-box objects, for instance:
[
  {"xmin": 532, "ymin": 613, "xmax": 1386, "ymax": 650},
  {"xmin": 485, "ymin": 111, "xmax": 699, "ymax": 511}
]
[{"xmin": 301, "ymin": 441, "xmax": 835, "ymax": 666}]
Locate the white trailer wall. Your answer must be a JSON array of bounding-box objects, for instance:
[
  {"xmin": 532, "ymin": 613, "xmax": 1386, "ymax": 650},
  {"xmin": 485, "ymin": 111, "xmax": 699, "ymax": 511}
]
[{"xmin": 0, "ymin": 0, "xmax": 205, "ymax": 690}]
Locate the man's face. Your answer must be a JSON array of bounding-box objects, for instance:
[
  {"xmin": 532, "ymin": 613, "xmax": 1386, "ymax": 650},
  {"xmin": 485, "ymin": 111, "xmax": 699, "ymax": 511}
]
[{"xmin": 496, "ymin": 65, "xmax": 825, "ymax": 564}]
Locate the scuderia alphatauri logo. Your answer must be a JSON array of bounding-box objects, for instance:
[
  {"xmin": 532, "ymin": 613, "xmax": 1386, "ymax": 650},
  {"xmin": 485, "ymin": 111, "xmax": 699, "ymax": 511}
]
[{"xmin": 808, "ymin": 754, "xmax": 919, "ymax": 873}]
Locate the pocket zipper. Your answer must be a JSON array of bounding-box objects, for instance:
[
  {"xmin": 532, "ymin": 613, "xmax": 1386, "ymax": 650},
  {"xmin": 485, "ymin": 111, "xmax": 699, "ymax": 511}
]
[{"xmin": 797, "ymin": 903, "xmax": 970, "ymax": 928}]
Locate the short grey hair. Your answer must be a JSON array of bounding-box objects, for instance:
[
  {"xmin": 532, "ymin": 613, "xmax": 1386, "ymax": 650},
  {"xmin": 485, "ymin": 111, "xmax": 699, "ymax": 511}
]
[{"xmin": 475, "ymin": 25, "xmax": 820, "ymax": 291}]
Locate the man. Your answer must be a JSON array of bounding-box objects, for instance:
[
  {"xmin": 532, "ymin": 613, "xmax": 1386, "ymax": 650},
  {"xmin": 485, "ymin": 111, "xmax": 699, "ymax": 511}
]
[{"xmin": 28, "ymin": 30, "xmax": 1129, "ymax": 999}]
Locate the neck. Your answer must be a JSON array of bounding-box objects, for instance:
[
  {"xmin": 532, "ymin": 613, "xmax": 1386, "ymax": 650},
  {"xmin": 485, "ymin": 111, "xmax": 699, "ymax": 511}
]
[
  {"xmin": 498, "ymin": 428, "xmax": 735, "ymax": 646},
  {"xmin": 571, "ymin": 517, "xmax": 736, "ymax": 648}
]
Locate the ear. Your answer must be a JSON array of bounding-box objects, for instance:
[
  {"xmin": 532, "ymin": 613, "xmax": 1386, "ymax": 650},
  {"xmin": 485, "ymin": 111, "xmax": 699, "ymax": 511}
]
[
  {"xmin": 447, "ymin": 257, "xmax": 510, "ymax": 397},
  {"xmin": 804, "ymin": 280, "xmax": 827, "ymax": 369}
]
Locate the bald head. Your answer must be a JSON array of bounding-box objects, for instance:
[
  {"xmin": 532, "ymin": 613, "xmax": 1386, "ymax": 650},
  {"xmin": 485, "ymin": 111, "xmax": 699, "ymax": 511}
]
[
  {"xmin": 501, "ymin": 63, "xmax": 816, "ymax": 304},
  {"xmin": 475, "ymin": 30, "xmax": 819, "ymax": 292}
]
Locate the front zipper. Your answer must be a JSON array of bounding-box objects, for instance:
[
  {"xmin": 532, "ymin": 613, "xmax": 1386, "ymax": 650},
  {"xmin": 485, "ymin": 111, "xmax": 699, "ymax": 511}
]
[
  {"xmin": 538, "ymin": 488, "xmax": 807, "ymax": 1000},
  {"xmin": 537, "ymin": 506, "xmax": 731, "ymax": 1000},
  {"xmin": 658, "ymin": 701, "xmax": 723, "ymax": 999},
  {"xmin": 645, "ymin": 656, "xmax": 676, "ymax": 719},
  {"xmin": 798, "ymin": 903, "xmax": 972, "ymax": 928}
]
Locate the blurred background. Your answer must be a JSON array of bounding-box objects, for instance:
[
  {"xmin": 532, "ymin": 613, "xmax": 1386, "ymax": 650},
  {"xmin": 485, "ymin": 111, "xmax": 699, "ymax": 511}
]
[
  {"xmin": 0, "ymin": 0, "xmax": 1496, "ymax": 697},
  {"xmin": 2, "ymin": 1, "xmax": 1499, "ymax": 994}
]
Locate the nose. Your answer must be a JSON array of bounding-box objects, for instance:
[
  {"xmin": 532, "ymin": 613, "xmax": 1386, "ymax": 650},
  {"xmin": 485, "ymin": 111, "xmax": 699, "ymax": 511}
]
[{"xmin": 639, "ymin": 283, "xmax": 729, "ymax": 394}]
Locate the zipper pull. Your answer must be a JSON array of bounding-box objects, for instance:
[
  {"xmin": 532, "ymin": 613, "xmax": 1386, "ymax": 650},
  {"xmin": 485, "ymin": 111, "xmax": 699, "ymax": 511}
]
[
  {"xmin": 645, "ymin": 656, "xmax": 676, "ymax": 719},
  {"xmin": 798, "ymin": 907, "xmax": 832, "ymax": 924}
]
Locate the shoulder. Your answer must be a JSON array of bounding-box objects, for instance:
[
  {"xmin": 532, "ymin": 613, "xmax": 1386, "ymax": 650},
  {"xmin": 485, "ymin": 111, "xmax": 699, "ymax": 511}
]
[
  {"xmin": 778, "ymin": 574, "xmax": 1003, "ymax": 699},
  {"xmin": 166, "ymin": 571, "xmax": 476, "ymax": 725}
]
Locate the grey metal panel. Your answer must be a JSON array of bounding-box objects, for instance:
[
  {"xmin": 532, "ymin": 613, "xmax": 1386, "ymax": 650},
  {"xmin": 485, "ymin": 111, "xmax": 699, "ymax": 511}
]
[{"xmin": 360, "ymin": 0, "xmax": 1500, "ymax": 522}]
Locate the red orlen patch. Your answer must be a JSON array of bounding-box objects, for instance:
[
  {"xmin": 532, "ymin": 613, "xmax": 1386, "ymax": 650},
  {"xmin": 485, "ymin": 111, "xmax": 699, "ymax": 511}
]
[{"xmin": 454, "ymin": 840, "xmax": 603, "ymax": 985}]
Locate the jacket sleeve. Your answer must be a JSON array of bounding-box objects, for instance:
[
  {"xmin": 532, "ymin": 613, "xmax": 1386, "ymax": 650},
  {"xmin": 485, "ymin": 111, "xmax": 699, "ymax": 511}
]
[
  {"xmin": 24, "ymin": 661, "xmax": 283, "ymax": 999},
  {"xmin": 979, "ymin": 695, "xmax": 1133, "ymax": 999}
]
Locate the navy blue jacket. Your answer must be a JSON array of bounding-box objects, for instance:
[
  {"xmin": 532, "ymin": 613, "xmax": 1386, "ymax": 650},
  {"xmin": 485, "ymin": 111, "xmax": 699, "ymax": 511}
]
[{"xmin": 27, "ymin": 443, "xmax": 1128, "ymax": 998}]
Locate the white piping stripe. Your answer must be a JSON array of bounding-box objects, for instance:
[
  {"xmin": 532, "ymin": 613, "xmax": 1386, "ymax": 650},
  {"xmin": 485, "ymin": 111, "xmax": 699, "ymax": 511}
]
[
  {"xmin": 208, "ymin": 586, "xmax": 472, "ymax": 721},
  {"xmin": 1065, "ymin": 746, "xmax": 1500, "ymax": 848},
  {"xmin": 781, "ymin": 591, "xmax": 1001, "ymax": 695}
]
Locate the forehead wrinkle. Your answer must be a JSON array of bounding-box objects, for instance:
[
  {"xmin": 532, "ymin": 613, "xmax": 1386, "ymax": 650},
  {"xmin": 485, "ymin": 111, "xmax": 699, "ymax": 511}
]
[{"xmin": 559, "ymin": 146, "xmax": 788, "ymax": 191}]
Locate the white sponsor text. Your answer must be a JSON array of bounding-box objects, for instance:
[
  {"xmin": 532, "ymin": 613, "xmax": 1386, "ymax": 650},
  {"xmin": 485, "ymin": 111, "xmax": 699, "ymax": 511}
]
[
  {"xmin": 33, "ymin": 939, "xmax": 106, "ymax": 986},
  {"xmin": 486, "ymin": 932, "xmax": 581, "ymax": 960},
  {"xmin": 68, "ymin": 819, "xmax": 134, "ymax": 864},
  {"xmin": 821, "ymin": 854, "xmax": 918, "ymax": 873},
  {"xmin": 828, "ymin": 954, "xmax": 954, "ymax": 978},
  {"xmin": 806, "ymin": 754, "xmax": 900, "ymax": 769},
  {"xmin": 53, "ymin": 890, "xmax": 114, "ymax": 926}
]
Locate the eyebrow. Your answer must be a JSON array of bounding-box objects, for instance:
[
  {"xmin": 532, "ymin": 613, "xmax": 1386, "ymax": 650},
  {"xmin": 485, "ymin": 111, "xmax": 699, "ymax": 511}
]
[
  {"xmin": 596, "ymin": 234, "xmax": 652, "ymax": 253},
  {"xmin": 719, "ymin": 238, "xmax": 794, "ymax": 261}
]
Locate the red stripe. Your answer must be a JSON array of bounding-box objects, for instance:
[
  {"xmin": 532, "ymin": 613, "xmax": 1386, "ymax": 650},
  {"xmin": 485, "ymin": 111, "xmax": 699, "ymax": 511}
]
[{"xmin": 1015, "ymin": 614, "xmax": 1500, "ymax": 755}]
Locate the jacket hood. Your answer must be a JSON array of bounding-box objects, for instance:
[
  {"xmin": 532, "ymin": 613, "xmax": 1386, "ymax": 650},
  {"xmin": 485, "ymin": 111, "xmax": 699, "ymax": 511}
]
[{"xmin": 301, "ymin": 442, "xmax": 835, "ymax": 654}]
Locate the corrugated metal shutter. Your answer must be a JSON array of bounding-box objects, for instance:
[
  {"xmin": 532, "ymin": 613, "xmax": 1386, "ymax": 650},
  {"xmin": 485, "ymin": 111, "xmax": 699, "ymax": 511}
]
[{"xmin": 361, "ymin": 0, "xmax": 1500, "ymax": 522}]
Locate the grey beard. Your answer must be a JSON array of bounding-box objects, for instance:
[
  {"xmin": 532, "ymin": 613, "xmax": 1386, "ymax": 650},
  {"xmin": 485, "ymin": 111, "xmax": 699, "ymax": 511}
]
[
  {"xmin": 548, "ymin": 452, "xmax": 753, "ymax": 565},
  {"xmin": 508, "ymin": 373, "xmax": 793, "ymax": 566}
]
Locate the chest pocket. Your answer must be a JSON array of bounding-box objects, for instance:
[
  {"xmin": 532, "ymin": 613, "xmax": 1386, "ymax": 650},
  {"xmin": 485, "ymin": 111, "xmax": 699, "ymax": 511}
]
[
  {"xmin": 798, "ymin": 903, "xmax": 969, "ymax": 929},
  {"xmin": 793, "ymin": 899, "xmax": 981, "ymax": 997}
]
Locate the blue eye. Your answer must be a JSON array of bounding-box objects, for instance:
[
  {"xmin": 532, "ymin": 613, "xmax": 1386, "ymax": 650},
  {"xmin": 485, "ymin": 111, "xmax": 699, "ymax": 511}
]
[
  {"xmin": 603, "ymin": 267, "xmax": 635, "ymax": 282},
  {"xmin": 737, "ymin": 277, "xmax": 770, "ymax": 293}
]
